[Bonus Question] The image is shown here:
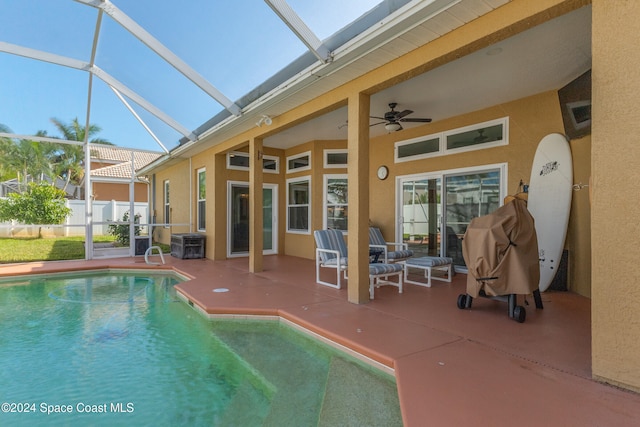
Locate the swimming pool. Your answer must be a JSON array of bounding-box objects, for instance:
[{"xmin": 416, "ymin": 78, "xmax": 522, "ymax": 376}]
[{"xmin": 0, "ymin": 270, "xmax": 401, "ymax": 426}]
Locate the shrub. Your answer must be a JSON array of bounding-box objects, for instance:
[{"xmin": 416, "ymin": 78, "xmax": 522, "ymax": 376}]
[
  {"xmin": 0, "ymin": 182, "xmax": 72, "ymax": 238},
  {"xmin": 107, "ymin": 211, "xmax": 141, "ymax": 246}
]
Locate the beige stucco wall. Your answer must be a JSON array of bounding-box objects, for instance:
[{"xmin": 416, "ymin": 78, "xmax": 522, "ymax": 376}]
[
  {"xmin": 591, "ymin": 0, "xmax": 640, "ymax": 393},
  {"xmin": 282, "ymin": 141, "xmax": 317, "ymax": 260},
  {"xmin": 567, "ymin": 135, "xmax": 591, "ymax": 297},
  {"xmin": 212, "ymin": 147, "xmax": 286, "ymax": 257},
  {"xmin": 369, "ymin": 90, "xmax": 592, "ymax": 296},
  {"xmin": 278, "ymin": 90, "xmax": 594, "ymax": 299},
  {"xmin": 92, "ymin": 182, "xmax": 149, "ymax": 203},
  {"xmin": 153, "ymin": 93, "xmax": 594, "ymax": 301},
  {"xmin": 151, "ymin": 160, "xmax": 192, "ymax": 245},
  {"xmin": 370, "ymin": 91, "xmax": 563, "ymax": 232}
]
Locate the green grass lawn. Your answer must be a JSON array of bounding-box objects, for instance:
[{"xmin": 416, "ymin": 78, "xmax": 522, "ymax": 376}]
[{"xmin": 0, "ymin": 236, "xmax": 170, "ymax": 263}]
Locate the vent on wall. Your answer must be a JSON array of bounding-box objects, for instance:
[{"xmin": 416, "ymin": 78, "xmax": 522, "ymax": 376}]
[{"xmin": 558, "ymin": 70, "xmax": 591, "ymax": 140}]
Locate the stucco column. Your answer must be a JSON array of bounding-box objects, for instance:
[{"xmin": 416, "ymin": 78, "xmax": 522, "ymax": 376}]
[
  {"xmin": 347, "ymin": 92, "xmax": 370, "ymax": 303},
  {"xmin": 591, "ymin": 0, "xmax": 640, "ymax": 393},
  {"xmin": 249, "ymin": 137, "xmax": 264, "ymax": 273},
  {"xmin": 211, "ymin": 152, "xmax": 227, "ymax": 260}
]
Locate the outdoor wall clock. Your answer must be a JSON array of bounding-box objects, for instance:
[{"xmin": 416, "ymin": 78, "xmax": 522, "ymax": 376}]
[{"xmin": 377, "ymin": 165, "xmax": 389, "ymax": 180}]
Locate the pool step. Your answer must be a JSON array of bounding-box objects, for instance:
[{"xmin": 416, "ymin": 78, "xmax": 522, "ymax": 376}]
[
  {"xmin": 213, "ymin": 324, "xmax": 328, "ymax": 426},
  {"xmin": 216, "ymin": 380, "xmax": 271, "ymax": 426},
  {"xmin": 317, "ymin": 356, "xmax": 403, "ymax": 426}
]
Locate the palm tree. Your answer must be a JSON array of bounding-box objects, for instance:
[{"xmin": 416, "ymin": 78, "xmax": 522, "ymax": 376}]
[
  {"xmin": 50, "ymin": 117, "xmax": 111, "ymax": 145},
  {"xmin": 1, "ymin": 119, "xmax": 113, "ymax": 194},
  {"xmin": 0, "ymin": 125, "xmax": 53, "ymax": 192},
  {"xmin": 0, "ymin": 123, "xmax": 15, "ymax": 181},
  {"xmin": 49, "ymin": 117, "xmax": 113, "ymax": 192}
]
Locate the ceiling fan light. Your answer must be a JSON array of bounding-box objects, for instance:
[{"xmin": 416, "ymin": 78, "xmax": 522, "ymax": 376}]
[{"xmin": 385, "ymin": 122, "xmax": 402, "ymax": 132}]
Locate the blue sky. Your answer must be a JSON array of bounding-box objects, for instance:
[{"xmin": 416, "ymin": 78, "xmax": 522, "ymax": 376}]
[{"xmin": 0, "ymin": 0, "xmax": 380, "ymax": 152}]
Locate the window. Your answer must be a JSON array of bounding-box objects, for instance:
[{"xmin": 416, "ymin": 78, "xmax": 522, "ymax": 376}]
[
  {"xmin": 324, "ymin": 149, "xmax": 348, "ymax": 168},
  {"xmin": 227, "ymin": 152, "xmax": 249, "ymax": 169},
  {"xmin": 395, "ymin": 134, "xmax": 441, "ymax": 162},
  {"xmin": 163, "ymin": 180, "xmax": 170, "ymax": 228},
  {"xmin": 197, "ymin": 168, "xmax": 206, "ymax": 231},
  {"xmin": 444, "ymin": 118, "xmax": 508, "ymax": 153},
  {"xmin": 286, "ymin": 151, "xmax": 311, "ymax": 173},
  {"xmin": 227, "ymin": 151, "xmax": 280, "ymax": 173},
  {"xmin": 287, "ymin": 177, "xmax": 310, "ymax": 233},
  {"xmin": 262, "ymin": 156, "xmax": 279, "ymax": 173},
  {"xmin": 394, "ymin": 117, "xmax": 509, "ymax": 162},
  {"xmin": 324, "ymin": 175, "xmax": 348, "ymax": 231}
]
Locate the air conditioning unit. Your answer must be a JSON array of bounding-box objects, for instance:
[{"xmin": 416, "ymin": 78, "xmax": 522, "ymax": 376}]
[{"xmin": 170, "ymin": 233, "xmax": 205, "ymax": 259}]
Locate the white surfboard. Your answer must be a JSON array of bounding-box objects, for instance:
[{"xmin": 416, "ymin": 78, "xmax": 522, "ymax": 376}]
[{"xmin": 527, "ymin": 133, "xmax": 573, "ymax": 292}]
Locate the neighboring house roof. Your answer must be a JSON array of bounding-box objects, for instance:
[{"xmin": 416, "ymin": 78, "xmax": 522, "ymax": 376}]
[
  {"xmin": 90, "ymin": 145, "xmax": 161, "ymax": 166},
  {"xmin": 90, "ymin": 158, "xmax": 158, "ymax": 181},
  {"xmin": 89, "ymin": 146, "xmax": 162, "ymax": 182}
]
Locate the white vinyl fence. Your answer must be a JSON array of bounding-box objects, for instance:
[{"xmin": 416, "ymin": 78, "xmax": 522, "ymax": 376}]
[{"xmin": 0, "ymin": 199, "xmax": 149, "ymax": 238}]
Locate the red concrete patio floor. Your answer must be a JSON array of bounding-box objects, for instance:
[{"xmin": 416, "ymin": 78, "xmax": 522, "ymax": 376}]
[{"xmin": 2, "ymin": 255, "xmax": 639, "ymax": 426}]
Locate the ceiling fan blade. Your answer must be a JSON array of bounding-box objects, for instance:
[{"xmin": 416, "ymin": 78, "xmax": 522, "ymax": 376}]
[
  {"xmin": 399, "ymin": 117, "xmax": 432, "ymax": 123},
  {"xmin": 369, "ymin": 116, "xmax": 386, "ymax": 120},
  {"xmin": 395, "ymin": 109, "xmax": 413, "ymax": 119},
  {"xmin": 369, "ymin": 121, "xmax": 386, "ymax": 127}
]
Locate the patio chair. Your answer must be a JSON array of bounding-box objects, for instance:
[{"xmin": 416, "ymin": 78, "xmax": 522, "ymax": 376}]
[
  {"xmin": 368, "ymin": 227, "xmax": 414, "ymax": 263},
  {"xmin": 314, "ymin": 229, "xmax": 405, "ymax": 298},
  {"xmin": 314, "ymin": 229, "xmax": 349, "ymax": 289}
]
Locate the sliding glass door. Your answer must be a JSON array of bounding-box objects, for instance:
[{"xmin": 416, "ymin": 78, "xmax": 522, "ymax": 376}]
[
  {"xmin": 443, "ymin": 170, "xmax": 501, "ymax": 265},
  {"xmin": 400, "ymin": 177, "xmax": 442, "ymax": 258},
  {"xmin": 398, "ymin": 165, "xmax": 505, "ymax": 269}
]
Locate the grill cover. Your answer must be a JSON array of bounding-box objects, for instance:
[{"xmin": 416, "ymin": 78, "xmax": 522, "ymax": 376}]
[{"xmin": 462, "ymin": 199, "xmax": 540, "ymax": 298}]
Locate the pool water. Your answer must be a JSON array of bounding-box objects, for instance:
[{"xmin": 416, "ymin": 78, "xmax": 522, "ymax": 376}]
[{"xmin": 0, "ymin": 271, "xmax": 402, "ymax": 426}]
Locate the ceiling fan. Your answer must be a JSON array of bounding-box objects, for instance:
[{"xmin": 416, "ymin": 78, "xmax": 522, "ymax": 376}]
[{"xmin": 370, "ymin": 102, "xmax": 432, "ymax": 132}]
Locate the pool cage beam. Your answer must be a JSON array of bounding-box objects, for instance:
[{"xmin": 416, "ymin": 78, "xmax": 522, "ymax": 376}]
[
  {"xmin": 0, "ymin": 42, "xmax": 197, "ymax": 144},
  {"xmin": 84, "ymin": 7, "xmax": 103, "ymax": 261},
  {"xmin": 74, "ymin": 0, "xmax": 242, "ymax": 118},
  {"xmin": 0, "ymin": 134, "xmax": 84, "ymax": 147},
  {"xmin": 264, "ymin": 0, "xmax": 332, "ymax": 63},
  {"xmin": 109, "ymin": 86, "xmax": 169, "ymax": 154},
  {"xmin": 91, "ymin": 66, "xmax": 196, "ymax": 141}
]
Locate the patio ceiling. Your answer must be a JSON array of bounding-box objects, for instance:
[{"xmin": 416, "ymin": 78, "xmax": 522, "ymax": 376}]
[{"xmin": 263, "ymin": 4, "xmax": 592, "ymax": 149}]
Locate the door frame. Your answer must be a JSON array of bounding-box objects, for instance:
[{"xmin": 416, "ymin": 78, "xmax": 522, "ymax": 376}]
[
  {"xmin": 395, "ymin": 163, "xmax": 507, "ymax": 270},
  {"xmin": 226, "ymin": 181, "xmax": 278, "ymax": 258}
]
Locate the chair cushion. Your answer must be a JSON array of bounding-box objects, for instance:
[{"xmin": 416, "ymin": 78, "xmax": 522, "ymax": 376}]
[
  {"xmin": 314, "ymin": 229, "xmax": 348, "ymax": 263},
  {"xmin": 369, "ymin": 263, "xmax": 403, "ymax": 275},
  {"xmin": 386, "ymin": 250, "xmax": 414, "ymax": 261},
  {"xmin": 368, "ymin": 227, "xmax": 387, "ymax": 246},
  {"xmin": 405, "ymin": 256, "xmax": 453, "ymax": 267}
]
